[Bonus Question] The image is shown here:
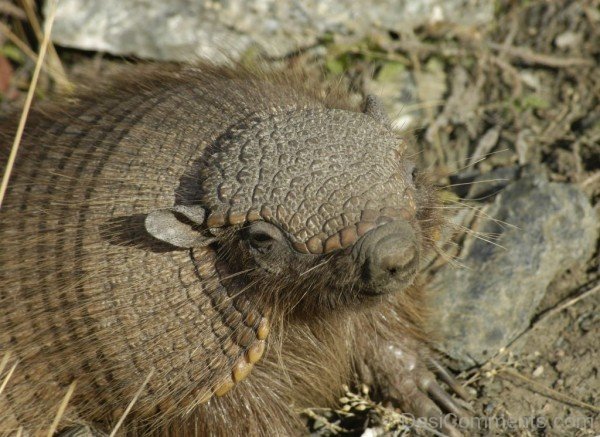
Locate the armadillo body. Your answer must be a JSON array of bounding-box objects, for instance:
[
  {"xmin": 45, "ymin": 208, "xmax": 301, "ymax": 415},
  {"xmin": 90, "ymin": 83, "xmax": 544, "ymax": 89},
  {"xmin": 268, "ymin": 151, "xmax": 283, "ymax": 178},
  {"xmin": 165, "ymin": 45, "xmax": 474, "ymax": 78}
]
[{"xmin": 0, "ymin": 65, "xmax": 463, "ymax": 436}]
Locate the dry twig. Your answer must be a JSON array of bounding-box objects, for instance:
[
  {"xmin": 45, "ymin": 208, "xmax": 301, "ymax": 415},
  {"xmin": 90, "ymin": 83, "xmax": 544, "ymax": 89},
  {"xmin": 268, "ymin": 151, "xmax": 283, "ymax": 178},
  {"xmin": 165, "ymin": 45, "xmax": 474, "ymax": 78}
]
[
  {"xmin": 532, "ymin": 282, "xmax": 600, "ymax": 327},
  {"xmin": 498, "ymin": 367, "xmax": 600, "ymax": 414},
  {"xmin": 487, "ymin": 42, "xmax": 594, "ymax": 68}
]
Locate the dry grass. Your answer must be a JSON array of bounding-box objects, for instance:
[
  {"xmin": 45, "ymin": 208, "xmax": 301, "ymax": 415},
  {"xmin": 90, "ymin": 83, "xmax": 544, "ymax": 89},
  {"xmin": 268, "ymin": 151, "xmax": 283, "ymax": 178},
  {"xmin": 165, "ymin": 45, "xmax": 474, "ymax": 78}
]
[
  {"xmin": 0, "ymin": 0, "xmax": 59, "ymax": 207},
  {"xmin": 0, "ymin": 354, "xmax": 18, "ymax": 397},
  {"xmin": 47, "ymin": 381, "xmax": 77, "ymax": 437},
  {"xmin": 108, "ymin": 369, "xmax": 155, "ymax": 437}
]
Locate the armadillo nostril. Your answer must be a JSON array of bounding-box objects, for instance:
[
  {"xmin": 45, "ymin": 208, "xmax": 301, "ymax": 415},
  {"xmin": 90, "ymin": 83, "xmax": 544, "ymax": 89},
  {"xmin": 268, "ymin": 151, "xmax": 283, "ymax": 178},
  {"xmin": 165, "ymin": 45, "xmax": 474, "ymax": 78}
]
[{"xmin": 380, "ymin": 247, "xmax": 416, "ymax": 279}]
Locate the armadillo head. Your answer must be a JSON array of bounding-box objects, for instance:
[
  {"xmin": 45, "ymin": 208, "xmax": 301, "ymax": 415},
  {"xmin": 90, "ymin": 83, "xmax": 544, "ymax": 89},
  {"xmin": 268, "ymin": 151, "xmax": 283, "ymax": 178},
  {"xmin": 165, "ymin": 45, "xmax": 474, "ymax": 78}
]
[{"xmin": 146, "ymin": 96, "xmax": 442, "ymax": 314}]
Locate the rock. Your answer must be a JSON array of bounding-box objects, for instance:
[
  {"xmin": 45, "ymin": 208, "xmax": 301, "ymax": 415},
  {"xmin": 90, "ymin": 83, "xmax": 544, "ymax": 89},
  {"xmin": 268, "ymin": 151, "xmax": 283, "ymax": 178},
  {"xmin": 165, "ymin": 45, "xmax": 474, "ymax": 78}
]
[
  {"xmin": 554, "ymin": 31, "xmax": 583, "ymax": 50},
  {"xmin": 360, "ymin": 428, "xmax": 385, "ymax": 437},
  {"xmin": 45, "ymin": 0, "xmax": 493, "ymax": 61},
  {"xmin": 429, "ymin": 174, "xmax": 598, "ymax": 368}
]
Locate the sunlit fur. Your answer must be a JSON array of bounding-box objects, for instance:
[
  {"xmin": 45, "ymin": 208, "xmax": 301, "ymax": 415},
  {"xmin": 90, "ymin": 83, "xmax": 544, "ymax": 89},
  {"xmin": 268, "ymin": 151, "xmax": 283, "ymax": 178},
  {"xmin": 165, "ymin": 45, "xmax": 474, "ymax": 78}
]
[{"xmin": 0, "ymin": 62, "xmax": 445, "ymax": 435}]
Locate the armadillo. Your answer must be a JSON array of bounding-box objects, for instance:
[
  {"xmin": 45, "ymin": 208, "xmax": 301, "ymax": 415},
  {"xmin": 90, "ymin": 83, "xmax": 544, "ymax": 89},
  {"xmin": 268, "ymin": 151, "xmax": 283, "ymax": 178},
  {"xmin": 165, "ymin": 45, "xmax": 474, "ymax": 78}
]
[{"xmin": 0, "ymin": 64, "xmax": 468, "ymax": 436}]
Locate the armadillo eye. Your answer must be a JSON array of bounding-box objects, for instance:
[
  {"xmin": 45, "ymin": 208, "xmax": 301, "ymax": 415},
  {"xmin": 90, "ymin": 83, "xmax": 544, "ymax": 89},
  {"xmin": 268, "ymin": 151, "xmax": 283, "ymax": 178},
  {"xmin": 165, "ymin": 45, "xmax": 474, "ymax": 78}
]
[
  {"xmin": 248, "ymin": 232, "xmax": 274, "ymax": 254},
  {"xmin": 244, "ymin": 221, "xmax": 284, "ymax": 255}
]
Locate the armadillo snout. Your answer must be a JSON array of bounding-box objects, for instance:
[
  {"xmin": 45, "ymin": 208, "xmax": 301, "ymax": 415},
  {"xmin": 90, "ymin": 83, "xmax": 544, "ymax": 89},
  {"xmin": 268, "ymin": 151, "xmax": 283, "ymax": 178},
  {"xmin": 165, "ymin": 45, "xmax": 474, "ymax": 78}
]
[
  {"xmin": 352, "ymin": 220, "xmax": 419, "ymax": 294},
  {"xmin": 377, "ymin": 243, "xmax": 417, "ymax": 279}
]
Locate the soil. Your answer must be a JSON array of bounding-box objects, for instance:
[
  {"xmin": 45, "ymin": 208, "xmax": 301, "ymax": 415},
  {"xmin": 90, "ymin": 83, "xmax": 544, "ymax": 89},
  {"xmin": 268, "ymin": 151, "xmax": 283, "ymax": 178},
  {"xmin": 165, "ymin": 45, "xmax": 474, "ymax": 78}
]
[{"xmin": 1, "ymin": 0, "xmax": 598, "ymax": 436}]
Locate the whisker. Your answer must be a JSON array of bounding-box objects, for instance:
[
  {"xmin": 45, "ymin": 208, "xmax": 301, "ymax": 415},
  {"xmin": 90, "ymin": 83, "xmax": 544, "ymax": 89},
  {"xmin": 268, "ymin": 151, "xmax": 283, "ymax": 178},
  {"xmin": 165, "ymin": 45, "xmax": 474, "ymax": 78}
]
[
  {"xmin": 442, "ymin": 178, "xmax": 509, "ymax": 189},
  {"xmin": 427, "ymin": 241, "xmax": 469, "ymax": 271},
  {"xmin": 454, "ymin": 148, "xmax": 511, "ymax": 172},
  {"xmin": 299, "ymin": 257, "xmax": 332, "ymax": 277},
  {"xmin": 450, "ymin": 224, "xmax": 506, "ymax": 250},
  {"xmin": 442, "ymin": 199, "xmax": 519, "ymax": 229},
  {"xmin": 213, "ymin": 267, "xmax": 256, "ymax": 283}
]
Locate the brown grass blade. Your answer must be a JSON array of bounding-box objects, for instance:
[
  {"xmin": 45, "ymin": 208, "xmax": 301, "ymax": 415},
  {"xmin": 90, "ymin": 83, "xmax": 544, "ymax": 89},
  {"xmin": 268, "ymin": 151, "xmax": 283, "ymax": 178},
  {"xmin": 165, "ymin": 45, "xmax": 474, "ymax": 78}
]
[
  {"xmin": 0, "ymin": 21, "xmax": 67, "ymax": 84},
  {"xmin": 0, "ymin": 0, "xmax": 58, "ymax": 208},
  {"xmin": 19, "ymin": 0, "xmax": 70, "ymax": 90},
  {"xmin": 0, "ymin": 360, "xmax": 18, "ymax": 396},
  {"xmin": 108, "ymin": 369, "xmax": 155, "ymax": 437},
  {"xmin": 46, "ymin": 381, "xmax": 77, "ymax": 437}
]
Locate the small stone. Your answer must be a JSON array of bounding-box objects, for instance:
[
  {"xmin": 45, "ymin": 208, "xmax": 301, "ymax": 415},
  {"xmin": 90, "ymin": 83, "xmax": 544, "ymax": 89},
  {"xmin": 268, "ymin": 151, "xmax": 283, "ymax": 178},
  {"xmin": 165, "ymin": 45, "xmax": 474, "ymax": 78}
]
[
  {"xmin": 555, "ymin": 31, "xmax": 582, "ymax": 49},
  {"xmin": 361, "ymin": 427, "xmax": 385, "ymax": 437},
  {"xmin": 532, "ymin": 365, "xmax": 544, "ymax": 377}
]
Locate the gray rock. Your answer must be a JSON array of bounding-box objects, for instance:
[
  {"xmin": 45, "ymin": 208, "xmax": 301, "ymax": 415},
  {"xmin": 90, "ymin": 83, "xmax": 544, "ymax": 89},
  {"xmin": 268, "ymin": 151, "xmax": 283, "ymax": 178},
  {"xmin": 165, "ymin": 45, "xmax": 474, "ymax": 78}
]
[
  {"xmin": 429, "ymin": 175, "xmax": 598, "ymax": 368},
  {"xmin": 46, "ymin": 0, "xmax": 493, "ymax": 61}
]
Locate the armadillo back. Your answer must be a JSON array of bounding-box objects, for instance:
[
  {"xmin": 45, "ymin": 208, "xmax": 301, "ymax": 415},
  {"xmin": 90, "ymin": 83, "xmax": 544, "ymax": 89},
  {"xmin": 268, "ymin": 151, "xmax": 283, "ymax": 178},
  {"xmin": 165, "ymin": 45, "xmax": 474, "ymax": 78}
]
[{"xmin": 0, "ymin": 66, "xmax": 330, "ymax": 430}]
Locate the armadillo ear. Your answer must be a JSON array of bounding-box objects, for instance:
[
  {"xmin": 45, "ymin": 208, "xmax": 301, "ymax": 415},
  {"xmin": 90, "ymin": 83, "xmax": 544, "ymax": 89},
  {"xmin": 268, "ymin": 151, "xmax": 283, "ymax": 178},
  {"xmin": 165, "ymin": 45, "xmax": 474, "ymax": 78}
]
[
  {"xmin": 145, "ymin": 205, "xmax": 215, "ymax": 248},
  {"xmin": 363, "ymin": 94, "xmax": 391, "ymax": 129}
]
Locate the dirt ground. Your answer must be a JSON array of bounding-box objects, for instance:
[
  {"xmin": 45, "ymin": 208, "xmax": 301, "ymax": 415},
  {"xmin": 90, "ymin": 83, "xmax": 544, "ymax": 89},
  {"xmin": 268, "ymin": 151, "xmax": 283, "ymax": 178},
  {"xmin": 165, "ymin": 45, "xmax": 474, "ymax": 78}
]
[{"xmin": 0, "ymin": 0, "xmax": 598, "ymax": 436}]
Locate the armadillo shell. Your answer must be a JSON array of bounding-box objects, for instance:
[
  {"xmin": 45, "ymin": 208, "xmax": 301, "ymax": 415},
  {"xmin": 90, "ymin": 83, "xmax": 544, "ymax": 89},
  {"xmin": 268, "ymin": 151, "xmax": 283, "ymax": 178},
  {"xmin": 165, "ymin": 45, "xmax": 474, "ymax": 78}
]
[{"xmin": 201, "ymin": 108, "xmax": 415, "ymax": 254}]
